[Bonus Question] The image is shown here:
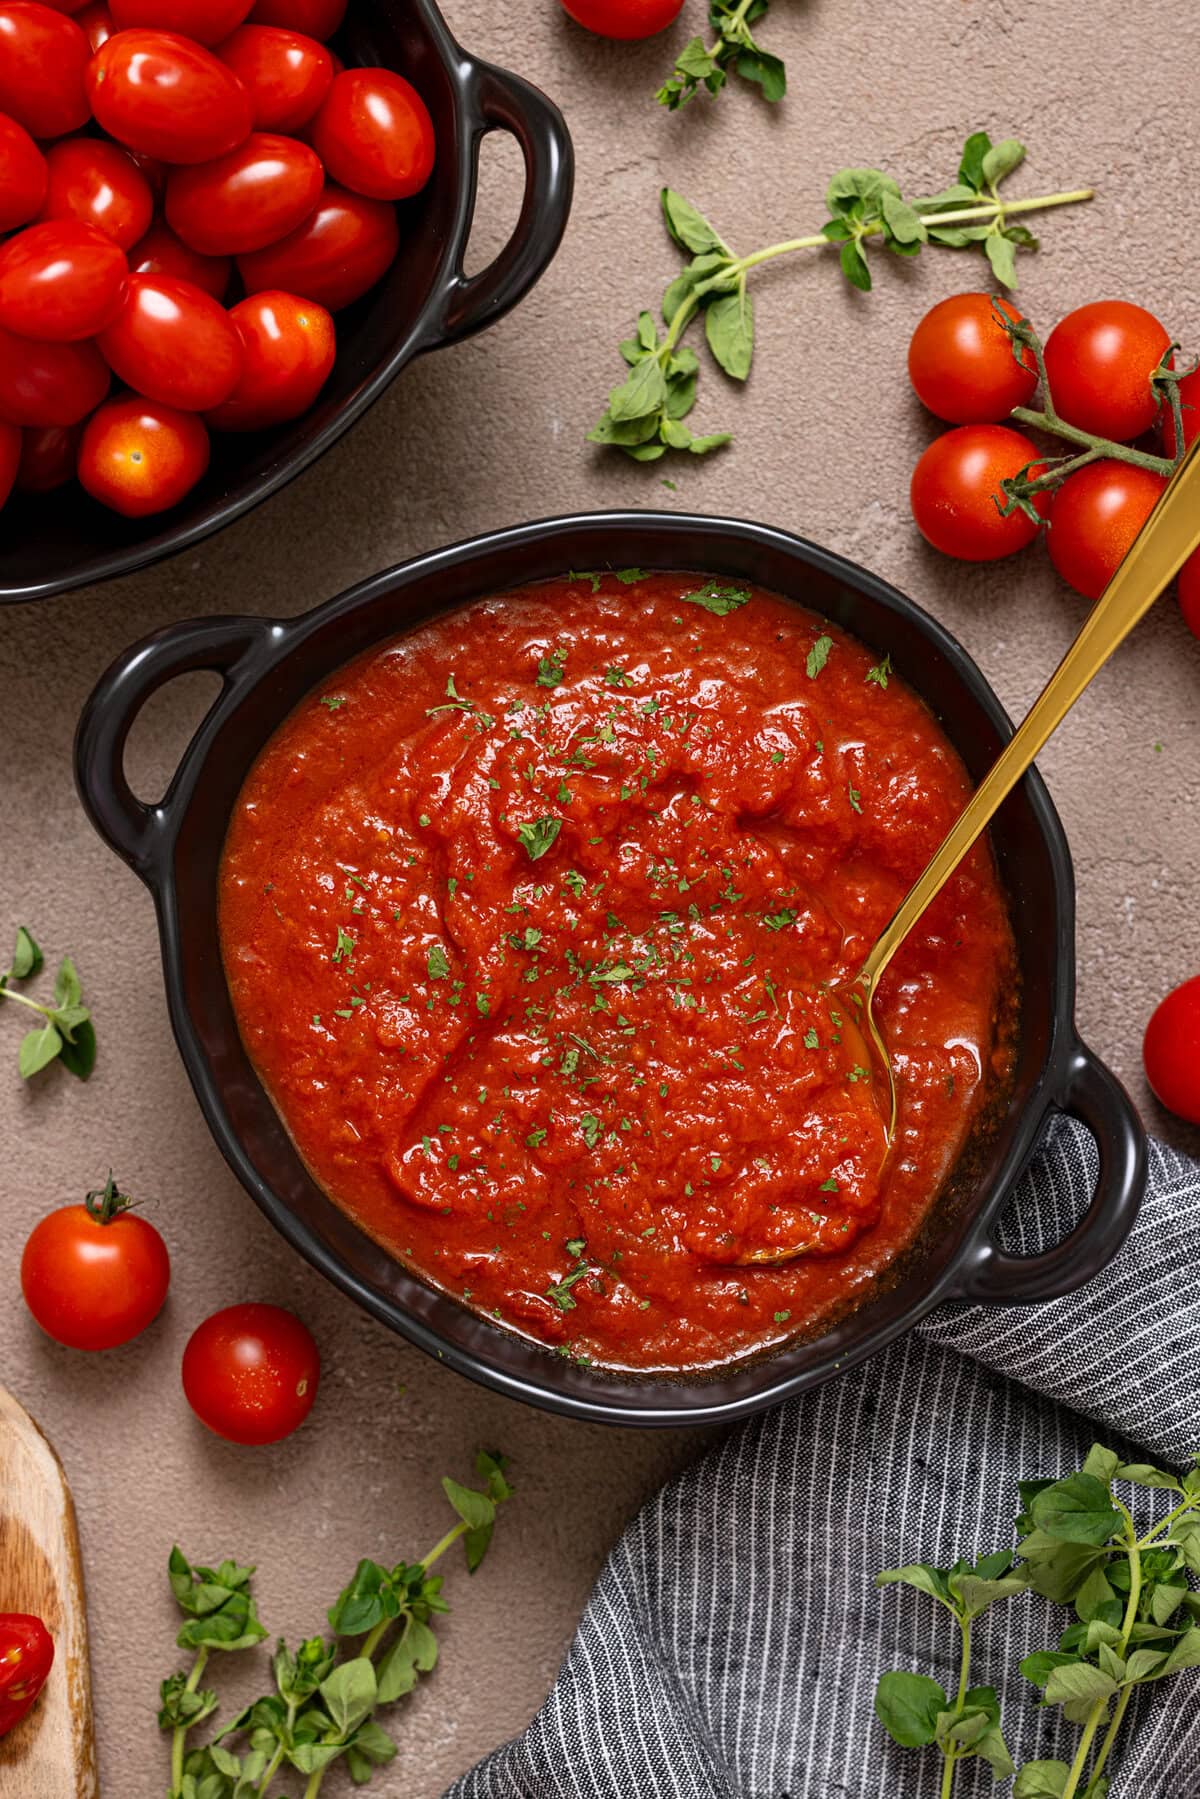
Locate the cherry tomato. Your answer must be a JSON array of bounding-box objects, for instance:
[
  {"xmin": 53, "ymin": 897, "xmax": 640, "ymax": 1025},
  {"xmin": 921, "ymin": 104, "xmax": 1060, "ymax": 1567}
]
[
  {"xmin": 0, "ymin": 325, "xmax": 109, "ymax": 425},
  {"xmin": 907, "ymin": 293, "xmax": 1037, "ymax": 425},
  {"xmin": 0, "ymin": 113, "xmax": 47, "ymax": 234},
  {"xmin": 38, "ymin": 139, "xmax": 154, "ymax": 251},
  {"xmin": 130, "ymin": 218, "xmax": 231, "ymax": 299},
  {"xmin": 75, "ymin": 0, "xmax": 113, "ymax": 45},
  {"xmin": 182, "ymin": 1302, "xmax": 319, "ymax": 1445},
  {"xmin": 21, "ymin": 1178, "xmax": 171, "ymax": 1351},
  {"xmin": 237, "ymin": 182, "xmax": 397, "ymax": 309},
  {"xmin": 0, "ymin": 421, "xmax": 19, "ymax": 509},
  {"xmin": 206, "ymin": 287, "xmax": 332, "ymax": 430},
  {"xmin": 87, "ymin": 30, "xmax": 254, "ymax": 164},
  {"xmin": 98, "ymin": 271, "xmax": 242, "ymax": 410},
  {"xmin": 166, "ymin": 131, "xmax": 322, "ymax": 256},
  {"xmin": 0, "ymin": 221, "xmax": 127, "ymax": 342},
  {"xmin": 1143, "ymin": 974, "xmax": 1200, "ymax": 1125},
  {"xmin": 0, "ymin": 1616, "xmax": 54, "ymax": 1741},
  {"xmin": 310, "ymin": 68, "xmax": 434, "ymax": 201},
  {"xmin": 215, "ymin": 24, "xmax": 331, "ymax": 130},
  {"xmin": 109, "ymin": 0, "xmax": 250, "ymax": 42},
  {"xmin": 248, "ymin": 0, "xmax": 342, "ymax": 41},
  {"xmin": 78, "ymin": 395, "xmax": 209, "ymax": 514},
  {"xmin": 15, "ymin": 422, "xmax": 79, "ymax": 491},
  {"xmin": 1161, "ymin": 364, "xmax": 1200, "ymax": 459},
  {"xmin": 1042, "ymin": 300, "xmax": 1171, "ymax": 442},
  {"xmin": 558, "ymin": 0, "xmax": 684, "ymax": 37},
  {"xmin": 910, "ymin": 424, "xmax": 1046, "ymax": 562},
  {"xmin": 1046, "ymin": 459, "xmax": 1166, "ymax": 601},
  {"xmin": 1178, "ymin": 549, "xmax": 1200, "ymax": 639},
  {"xmin": 0, "ymin": 4, "xmax": 90, "ymax": 138}
]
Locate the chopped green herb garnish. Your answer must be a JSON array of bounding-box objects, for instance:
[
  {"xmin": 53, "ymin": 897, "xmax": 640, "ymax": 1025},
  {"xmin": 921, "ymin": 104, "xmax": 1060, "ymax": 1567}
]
[
  {"xmin": 866, "ymin": 654, "xmax": 892, "ymax": 689},
  {"xmin": 806, "ymin": 634, "xmax": 833, "ymax": 678},
  {"xmin": 427, "ymin": 944, "xmax": 450, "ymax": 981},
  {"xmin": 517, "ymin": 817, "xmax": 562, "ymax": 862},
  {"xmin": 678, "ymin": 581, "xmax": 750, "ymax": 616}
]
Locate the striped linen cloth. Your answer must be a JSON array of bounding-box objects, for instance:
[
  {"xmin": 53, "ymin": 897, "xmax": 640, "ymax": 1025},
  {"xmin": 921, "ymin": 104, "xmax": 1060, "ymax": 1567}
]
[{"xmin": 448, "ymin": 1119, "xmax": 1200, "ymax": 1799}]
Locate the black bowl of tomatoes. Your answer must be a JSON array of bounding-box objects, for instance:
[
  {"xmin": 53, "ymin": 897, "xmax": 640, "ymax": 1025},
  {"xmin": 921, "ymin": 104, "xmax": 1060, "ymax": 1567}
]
[{"xmin": 0, "ymin": 0, "xmax": 573, "ymax": 602}]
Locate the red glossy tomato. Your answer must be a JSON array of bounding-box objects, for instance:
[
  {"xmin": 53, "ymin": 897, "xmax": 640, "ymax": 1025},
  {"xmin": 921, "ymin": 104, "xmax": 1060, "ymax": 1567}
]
[
  {"xmin": 1143, "ymin": 974, "xmax": 1200, "ymax": 1124},
  {"xmin": 38, "ymin": 139, "xmax": 154, "ymax": 251},
  {"xmin": 1176, "ymin": 548, "xmax": 1200, "ymax": 638},
  {"xmin": 20, "ymin": 1178, "xmax": 171, "ymax": 1350},
  {"xmin": 74, "ymin": 0, "xmax": 113, "ymax": 45},
  {"xmin": 1043, "ymin": 301, "xmax": 1171, "ymax": 442},
  {"xmin": 248, "ymin": 0, "xmax": 342, "ymax": 41},
  {"xmin": 15, "ymin": 422, "xmax": 79, "ymax": 491},
  {"xmin": 0, "ymin": 4, "xmax": 90, "ymax": 138},
  {"xmin": 206, "ymin": 287, "xmax": 333, "ymax": 429},
  {"xmin": 182, "ymin": 1302, "xmax": 319, "ymax": 1445},
  {"xmin": 0, "ymin": 221, "xmax": 127, "ymax": 342},
  {"xmin": 910, "ymin": 424, "xmax": 1046, "ymax": 561},
  {"xmin": 0, "ymin": 1615, "xmax": 54, "ymax": 1741},
  {"xmin": 78, "ymin": 395, "xmax": 209, "ymax": 513},
  {"xmin": 0, "ymin": 421, "xmax": 19, "ymax": 509},
  {"xmin": 98, "ymin": 271, "xmax": 242, "ymax": 410},
  {"xmin": 558, "ymin": 0, "xmax": 684, "ymax": 36},
  {"xmin": 0, "ymin": 113, "xmax": 46, "ymax": 233},
  {"xmin": 109, "ymin": 0, "xmax": 250, "ymax": 42},
  {"xmin": 87, "ymin": 30, "xmax": 254, "ymax": 164},
  {"xmin": 310, "ymin": 68, "xmax": 434, "ymax": 201},
  {"xmin": 1162, "ymin": 365, "xmax": 1200, "ymax": 459},
  {"xmin": 165, "ymin": 131, "xmax": 322, "ymax": 256},
  {"xmin": 0, "ymin": 325, "xmax": 109, "ymax": 425},
  {"xmin": 215, "ymin": 24, "xmax": 331, "ymax": 130},
  {"xmin": 130, "ymin": 219, "xmax": 231, "ymax": 299},
  {"xmin": 237, "ymin": 182, "xmax": 397, "ymax": 309},
  {"xmin": 908, "ymin": 293, "xmax": 1037, "ymax": 425},
  {"xmin": 1046, "ymin": 459, "xmax": 1166, "ymax": 601}
]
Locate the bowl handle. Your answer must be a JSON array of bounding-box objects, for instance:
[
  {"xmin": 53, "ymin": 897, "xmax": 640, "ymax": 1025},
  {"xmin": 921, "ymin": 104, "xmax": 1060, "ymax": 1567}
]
[
  {"xmin": 952, "ymin": 1041, "xmax": 1147, "ymax": 1304},
  {"xmin": 74, "ymin": 615, "xmax": 278, "ymax": 883},
  {"xmin": 424, "ymin": 57, "xmax": 573, "ymax": 348}
]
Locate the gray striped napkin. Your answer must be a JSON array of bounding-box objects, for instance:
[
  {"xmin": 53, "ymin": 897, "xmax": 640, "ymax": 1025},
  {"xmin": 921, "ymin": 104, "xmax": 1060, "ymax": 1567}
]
[{"xmin": 448, "ymin": 1119, "xmax": 1200, "ymax": 1799}]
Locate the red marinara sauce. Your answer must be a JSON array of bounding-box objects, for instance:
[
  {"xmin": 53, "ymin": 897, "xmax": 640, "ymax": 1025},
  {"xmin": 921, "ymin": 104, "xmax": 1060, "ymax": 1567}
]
[{"xmin": 219, "ymin": 573, "xmax": 1017, "ymax": 1371}]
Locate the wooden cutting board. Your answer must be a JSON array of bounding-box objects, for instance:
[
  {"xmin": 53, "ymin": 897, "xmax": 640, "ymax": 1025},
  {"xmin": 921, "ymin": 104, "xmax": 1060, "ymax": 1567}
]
[{"xmin": 0, "ymin": 1386, "xmax": 98, "ymax": 1797}]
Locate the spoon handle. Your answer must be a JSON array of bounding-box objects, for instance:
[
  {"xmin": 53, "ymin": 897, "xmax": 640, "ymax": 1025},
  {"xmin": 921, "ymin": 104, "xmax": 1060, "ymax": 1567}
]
[{"xmin": 862, "ymin": 431, "xmax": 1200, "ymax": 989}]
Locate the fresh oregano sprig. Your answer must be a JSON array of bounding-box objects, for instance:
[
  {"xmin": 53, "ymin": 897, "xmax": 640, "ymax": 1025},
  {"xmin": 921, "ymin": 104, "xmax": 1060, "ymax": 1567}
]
[
  {"xmin": 160, "ymin": 1453, "xmax": 512, "ymax": 1799},
  {"xmin": 589, "ymin": 132, "xmax": 1094, "ymax": 462},
  {"xmin": 874, "ymin": 1444, "xmax": 1200, "ymax": 1799},
  {"xmin": 657, "ymin": 0, "xmax": 785, "ymax": 110},
  {"xmin": 0, "ymin": 924, "xmax": 97, "ymax": 1081}
]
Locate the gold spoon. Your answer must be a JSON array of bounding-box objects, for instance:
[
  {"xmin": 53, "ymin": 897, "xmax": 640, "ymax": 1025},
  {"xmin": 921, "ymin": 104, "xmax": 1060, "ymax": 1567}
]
[{"xmin": 735, "ymin": 432, "xmax": 1200, "ymax": 1269}]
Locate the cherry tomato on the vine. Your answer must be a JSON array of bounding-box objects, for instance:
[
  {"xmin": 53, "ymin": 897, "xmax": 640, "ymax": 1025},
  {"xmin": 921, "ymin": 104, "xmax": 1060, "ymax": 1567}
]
[
  {"xmin": 910, "ymin": 424, "xmax": 1046, "ymax": 562},
  {"xmin": 1043, "ymin": 300, "xmax": 1171, "ymax": 442},
  {"xmin": 1143, "ymin": 974, "xmax": 1200, "ymax": 1125},
  {"xmin": 16, "ymin": 423, "xmax": 80, "ymax": 492},
  {"xmin": 130, "ymin": 219, "xmax": 231, "ymax": 299},
  {"xmin": 0, "ymin": 324, "xmax": 110, "ymax": 426},
  {"xmin": 78, "ymin": 396, "xmax": 210, "ymax": 514},
  {"xmin": 0, "ymin": 422, "xmax": 19, "ymax": 510},
  {"xmin": 310, "ymin": 68, "xmax": 435, "ymax": 201},
  {"xmin": 0, "ymin": 3, "xmax": 91, "ymax": 138},
  {"xmin": 38, "ymin": 140, "xmax": 154, "ymax": 252},
  {"xmin": 248, "ymin": 0, "xmax": 343, "ymax": 40},
  {"xmin": 1176, "ymin": 548, "xmax": 1200, "ymax": 639},
  {"xmin": 1162, "ymin": 364, "xmax": 1200, "ymax": 459},
  {"xmin": 1046, "ymin": 459, "xmax": 1166, "ymax": 601},
  {"xmin": 206, "ymin": 288, "xmax": 333, "ymax": 429},
  {"xmin": 109, "ymin": 0, "xmax": 251, "ymax": 43},
  {"xmin": 182, "ymin": 1302, "xmax": 319, "ymax": 1445},
  {"xmin": 87, "ymin": 30, "xmax": 254, "ymax": 164},
  {"xmin": 74, "ymin": 0, "xmax": 113, "ymax": 44},
  {"xmin": 237, "ymin": 182, "xmax": 398, "ymax": 309},
  {"xmin": 166, "ymin": 131, "xmax": 323, "ymax": 256},
  {"xmin": 558, "ymin": 0, "xmax": 685, "ymax": 37},
  {"xmin": 0, "ymin": 113, "xmax": 47, "ymax": 234},
  {"xmin": 20, "ymin": 1176, "xmax": 171, "ymax": 1351},
  {"xmin": 908, "ymin": 293, "xmax": 1037, "ymax": 425},
  {"xmin": 0, "ymin": 1615, "xmax": 54, "ymax": 1741},
  {"xmin": 98, "ymin": 271, "xmax": 242, "ymax": 410},
  {"xmin": 215, "ymin": 24, "xmax": 332, "ymax": 131}
]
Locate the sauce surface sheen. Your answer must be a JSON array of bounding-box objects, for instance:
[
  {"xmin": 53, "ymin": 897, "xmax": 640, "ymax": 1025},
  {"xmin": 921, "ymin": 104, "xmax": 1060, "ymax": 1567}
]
[{"xmin": 219, "ymin": 573, "xmax": 1017, "ymax": 1371}]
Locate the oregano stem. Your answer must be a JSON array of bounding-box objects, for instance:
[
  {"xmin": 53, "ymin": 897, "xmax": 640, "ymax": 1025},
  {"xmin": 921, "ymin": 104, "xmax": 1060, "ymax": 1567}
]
[
  {"xmin": 420, "ymin": 1519, "xmax": 469, "ymax": 1572},
  {"xmin": 0, "ymin": 985, "xmax": 52, "ymax": 1020},
  {"xmin": 170, "ymin": 1649, "xmax": 209, "ymax": 1797},
  {"xmin": 1135, "ymin": 1491, "xmax": 1198, "ymax": 1548},
  {"xmin": 939, "ymin": 1616, "xmax": 973, "ymax": 1799},
  {"xmin": 1061, "ymin": 1501, "xmax": 1142, "ymax": 1799}
]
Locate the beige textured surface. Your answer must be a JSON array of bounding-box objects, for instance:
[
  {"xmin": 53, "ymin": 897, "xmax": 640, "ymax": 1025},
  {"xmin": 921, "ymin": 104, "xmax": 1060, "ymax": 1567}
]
[{"xmin": 2, "ymin": 0, "xmax": 1200, "ymax": 1793}]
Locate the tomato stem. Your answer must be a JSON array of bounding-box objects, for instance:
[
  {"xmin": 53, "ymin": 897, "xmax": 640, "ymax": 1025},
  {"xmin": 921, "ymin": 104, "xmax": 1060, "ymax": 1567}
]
[{"xmin": 83, "ymin": 1170, "xmax": 133, "ymax": 1224}]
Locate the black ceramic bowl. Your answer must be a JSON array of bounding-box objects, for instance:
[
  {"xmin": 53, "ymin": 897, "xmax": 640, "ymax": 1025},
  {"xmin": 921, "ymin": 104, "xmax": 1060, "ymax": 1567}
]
[
  {"xmin": 75, "ymin": 513, "xmax": 1146, "ymax": 1426},
  {"xmin": 0, "ymin": 0, "xmax": 573, "ymax": 604}
]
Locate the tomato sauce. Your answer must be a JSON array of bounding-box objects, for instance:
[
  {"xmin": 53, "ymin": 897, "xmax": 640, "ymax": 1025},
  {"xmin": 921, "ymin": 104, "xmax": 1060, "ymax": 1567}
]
[{"xmin": 219, "ymin": 573, "xmax": 1018, "ymax": 1372}]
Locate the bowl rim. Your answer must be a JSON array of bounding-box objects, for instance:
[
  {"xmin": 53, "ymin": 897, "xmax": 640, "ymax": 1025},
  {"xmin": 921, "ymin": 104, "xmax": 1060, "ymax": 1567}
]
[{"xmin": 76, "ymin": 511, "xmax": 1145, "ymax": 1425}]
